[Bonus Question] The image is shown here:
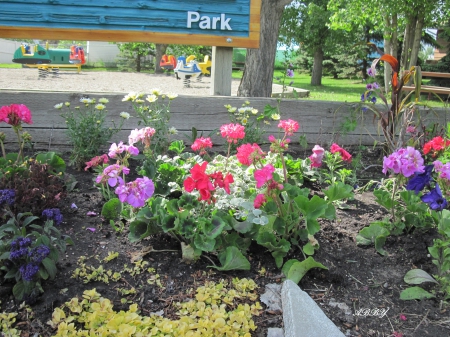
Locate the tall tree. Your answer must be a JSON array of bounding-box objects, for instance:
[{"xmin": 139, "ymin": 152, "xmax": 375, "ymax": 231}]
[
  {"xmin": 155, "ymin": 44, "xmax": 168, "ymax": 74},
  {"xmin": 237, "ymin": 0, "xmax": 294, "ymax": 97},
  {"xmin": 115, "ymin": 42, "xmax": 155, "ymax": 72}
]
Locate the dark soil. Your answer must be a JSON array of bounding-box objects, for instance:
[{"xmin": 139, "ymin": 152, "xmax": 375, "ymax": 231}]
[{"xmin": 1, "ymin": 147, "xmax": 450, "ymax": 337}]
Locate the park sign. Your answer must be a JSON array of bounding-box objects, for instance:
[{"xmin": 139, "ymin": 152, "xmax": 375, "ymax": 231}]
[{"xmin": 0, "ymin": 0, "xmax": 261, "ymax": 48}]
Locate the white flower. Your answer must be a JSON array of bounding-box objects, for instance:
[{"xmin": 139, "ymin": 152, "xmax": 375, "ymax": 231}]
[
  {"xmin": 54, "ymin": 103, "xmax": 63, "ymax": 109},
  {"xmin": 167, "ymin": 93, "xmax": 178, "ymax": 100},
  {"xmin": 64, "ymin": 102, "xmax": 70, "ymax": 107},
  {"xmin": 168, "ymin": 127, "xmax": 178, "ymax": 135},
  {"xmin": 95, "ymin": 104, "xmax": 106, "ymax": 110},
  {"xmin": 120, "ymin": 112, "xmax": 130, "ymax": 119},
  {"xmin": 99, "ymin": 98, "xmax": 109, "ymax": 104},
  {"xmin": 135, "ymin": 99, "xmax": 144, "ymax": 104},
  {"xmin": 151, "ymin": 88, "xmax": 162, "ymax": 96},
  {"xmin": 80, "ymin": 98, "xmax": 92, "ymax": 104},
  {"xmin": 146, "ymin": 94, "xmax": 158, "ymax": 103},
  {"xmin": 271, "ymin": 113, "xmax": 280, "ymax": 121},
  {"xmin": 251, "ymin": 108, "xmax": 258, "ymax": 115},
  {"xmin": 122, "ymin": 92, "xmax": 137, "ymax": 102}
]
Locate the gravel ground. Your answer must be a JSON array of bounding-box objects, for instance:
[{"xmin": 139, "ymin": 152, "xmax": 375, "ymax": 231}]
[{"xmin": 0, "ymin": 68, "xmax": 253, "ymax": 96}]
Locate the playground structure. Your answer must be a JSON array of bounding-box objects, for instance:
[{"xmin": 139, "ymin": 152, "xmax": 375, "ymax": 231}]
[
  {"xmin": 173, "ymin": 54, "xmax": 212, "ymax": 87},
  {"xmin": 12, "ymin": 43, "xmax": 86, "ymax": 76}
]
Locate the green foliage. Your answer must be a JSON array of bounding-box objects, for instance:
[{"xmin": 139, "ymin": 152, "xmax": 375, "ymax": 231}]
[
  {"xmin": 115, "ymin": 42, "xmax": 155, "ymax": 72},
  {"xmin": 282, "ymin": 257, "xmax": 328, "ymax": 284},
  {"xmin": 57, "ymin": 98, "xmax": 126, "ymax": 169}
]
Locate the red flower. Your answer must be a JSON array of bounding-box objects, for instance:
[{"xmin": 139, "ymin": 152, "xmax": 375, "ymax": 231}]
[
  {"xmin": 191, "ymin": 137, "xmax": 213, "ymax": 155},
  {"xmin": 330, "ymin": 143, "xmax": 352, "ymax": 163},
  {"xmin": 220, "ymin": 123, "xmax": 245, "ymax": 144},
  {"xmin": 423, "ymin": 136, "xmax": 450, "ymax": 157},
  {"xmin": 84, "ymin": 154, "xmax": 109, "ymax": 171},
  {"xmin": 278, "ymin": 119, "xmax": 299, "ymax": 136},
  {"xmin": 254, "ymin": 194, "xmax": 266, "ymax": 208}
]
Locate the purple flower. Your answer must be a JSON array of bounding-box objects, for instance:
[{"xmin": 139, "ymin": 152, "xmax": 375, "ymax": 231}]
[
  {"xmin": 0, "ymin": 189, "xmax": 15, "ymax": 206},
  {"xmin": 406, "ymin": 165, "xmax": 433, "ymax": 194},
  {"xmin": 372, "ymin": 82, "xmax": 380, "ymax": 89},
  {"xmin": 382, "ymin": 147, "xmax": 424, "ymax": 177},
  {"xmin": 96, "ymin": 164, "xmax": 130, "ymax": 187},
  {"xmin": 421, "ymin": 184, "xmax": 448, "ymax": 211},
  {"xmin": 286, "ymin": 69, "xmax": 294, "ymax": 78},
  {"xmin": 367, "ymin": 68, "xmax": 376, "ymax": 77},
  {"xmin": 370, "ymin": 96, "xmax": 377, "ymax": 104},
  {"xmin": 10, "ymin": 247, "xmax": 28, "ymax": 260},
  {"xmin": 42, "ymin": 208, "xmax": 63, "ymax": 226},
  {"xmin": 115, "ymin": 177, "xmax": 155, "ymax": 208},
  {"xmin": 28, "ymin": 245, "xmax": 50, "ymax": 264},
  {"xmin": 19, "ymin": 264, "xmax": 39, "ymax": 281},
  {"xmin": 11, "ymin": 237, "xmax": 32, "ymax": 250},
  {"xmin": 366, "ymin": 83, "xmax": 373, "ymax": 90}
]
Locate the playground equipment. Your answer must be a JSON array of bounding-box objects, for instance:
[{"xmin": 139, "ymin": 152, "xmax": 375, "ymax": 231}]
[
  {"xmin": 159, "ymin": 54, "xmax": 177, "ymax": 71},
  {"xmin": 174, "ymin": 56, "xmax": 202, "ymax": 87},
  {"xmin": 12, "ymin": 43, "xmax": 86, "ymax": 75},
  {"xmin": 198, "ymin": 55, "xmax": 212, "ymax": 76}
]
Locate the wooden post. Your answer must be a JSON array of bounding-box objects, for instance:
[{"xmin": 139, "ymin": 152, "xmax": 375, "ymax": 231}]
[{"xmin": 210, "ymin": 46, "xmax": 233, "ymax": 96}]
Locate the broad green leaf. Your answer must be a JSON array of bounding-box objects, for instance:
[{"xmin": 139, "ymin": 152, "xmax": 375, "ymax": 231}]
[
  {"xmin": 404, "ymin": 269, "xmax": 438, "ymax": 285},
  {"xmin": 194, "ymin": 235, "xmax": 215, "ymax": 252},
  {"xmin": 128, "ymin": 220, "xmax": 162, "ymax": 242},
  {"xmin": 323, "ymin": 182, "xmax": 354, "ymax": 202},
  {"xmin": 232, "ymin": 220, "xmax": 254, "ymax": 234},
  {"xmin": 101, "ymin": 198, "xmax": 123, "ymax": 221},
  {"xmin": 42, "ymin": 257, "xmax": 57, "ymax": 279},
  {"xmin": 13, "ymin": 281, "xmax": 26, "ymax": 300},
  {"xmin": 209, "ymin": 246, "xmax": 250, "ymax": 271},
  {"xmin": 400, "ymin": 287, "xmax": 435, "ymax": 300},
  {"xmin": 356, "ymin": 222, "xmax": 390, "ymax": 255},
  {"xmin": 36, "ymin": 152, "xmax": 66, "ymax": 173},
  {"xmin": 282, "ymin": 257, "xmax": 328, "ymax": 284},
  {"xmin": 303, "ymin": 242, "xmax": 316, "ymax": 256},
  {"xmin": 373, "ymin": 189, "xmax": 396, "ymax": 210},
  {"xmin": 204, "ymin": 216, "xmax": 226, "ymax": 239}
]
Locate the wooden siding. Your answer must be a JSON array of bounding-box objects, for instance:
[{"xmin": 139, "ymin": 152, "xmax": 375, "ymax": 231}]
[
  {"xmin": 0, "ymin": 0, "xmax": 261, "ymax": 48},
  {"xmin": 0, "ymin": 91, "xmax": 448, "ymax": 152}
]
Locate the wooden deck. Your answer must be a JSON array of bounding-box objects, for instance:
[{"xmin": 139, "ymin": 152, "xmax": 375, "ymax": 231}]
[{"xmin": 0, "ymin": 90, "xmax": 447, "ymax": 152}]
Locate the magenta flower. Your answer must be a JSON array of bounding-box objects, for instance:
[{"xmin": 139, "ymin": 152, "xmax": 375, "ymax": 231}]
[
  {"xmin": 254, "ymin": 164, "xmax": 275, "ymax": 188},
  {"xmin": 309, "ymin": 145, "xmax": 325, "ymax": 168},
  {"xmin": 254, "ymin": 193, "xmax": 266, "ymax": 209},
  {"xmin": 0, "ymin": 104, "xmax": 33, "ymax": 126},
  {"xmin": 278, "ymin": 119, "xmax": 299, "ymax": 136},
  {"xmin": 434, "ymin": 160, "xmax": 450, "ymax": 180},
  {"xmin": 115, "ymin": 177, "xmax": 155, "ymax": 207},
  {"xmin": 128, "ymin": 127, "xmax": 156, "ymax": 147},
  {"xmin": 236, "ymin": 143, "xmax": 265, "ymax": 166},
  {"xmin": 220, "ymin": 123, "xmax": 245, "ymax": 144},
  {"xmin": 191, "ymin": 137, "xmax": 213, "ymax": 155}
]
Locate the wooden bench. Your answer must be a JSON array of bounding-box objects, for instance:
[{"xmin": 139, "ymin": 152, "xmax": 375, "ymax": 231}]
[{"xmin": 402, "ymin": 71, "xmax": 450, "ymax": 96}]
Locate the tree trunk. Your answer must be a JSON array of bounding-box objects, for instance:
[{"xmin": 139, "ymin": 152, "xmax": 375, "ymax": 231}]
[
  {"xmin": 155, "ymin": 44, "xmax": 168, "ymax": 74},
  {"xmin": 237, "ymin": 0, "xmax": 293, "ymax": 97},
  {"xmin": 311, "ymin": 47, "xmax": 324, "ymax": 86},
  {"xmin": 401, "ymin": 20, "xmax": 415, "ymax": 70},
  {"xmin": 408, "ymin": 14, "xmax": 425, "ymax": 69},
  {"xmin": 383, "ymin": 37, "xmax": 392, "ymax": 95},
  {"xmin": 136, "ymin": 54, "xmax": 141, "ymax": 72}
]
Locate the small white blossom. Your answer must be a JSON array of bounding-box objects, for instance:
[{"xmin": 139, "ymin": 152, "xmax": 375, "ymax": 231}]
[
  {"xmin": 95, "ymin": 104, "xmax": 106, "ymax": 110},
  {"xmin": 146, "ymin": 94, "xmax": 158, "ymax": 103},
  {"xmin": 120, "ymin": 112, "xmax": 131, "ymax": 119},
  {"xmin": 151, "ymin": 88, "xmax": 162, "ymax": 96},
  {"xmin": 167, "ymin": 93, "xmax": 178, "ymax": 100},
  {"xmin": 64, "ymin": 102, "xmax": 70, "ymax": 107},
  {"xmin": 99, "ymin": 98, "xmax": 109, "ymax": 104},
  {"xmin": 168, "ymin": 127, "xmax": 178, "ymax": 135},
  {"xmin": 54, "ymin": 103, "xmax": 63, "ymax": 109},
  {"xmin": 251, "ymin": 108, "xmax": 258, "ymax": 115},
  {"xmin": 271, "ymin": 113, "xmax": 280, "ymax": 121},
  {"xmin": 80, "ymin": 98, "xmax": 92, "ymax": 104},
  {"xmin": 122, "ymin": 92, "xmax": 138, "ymax": 102}
]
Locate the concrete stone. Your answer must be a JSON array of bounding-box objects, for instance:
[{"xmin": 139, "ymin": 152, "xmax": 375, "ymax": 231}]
[
  {"xmin": 281, "ymin": 280, "xmax": 345, "ymax": 337},
  {"xmin": 267, "ymin": 327, "xmax": 284, "ymax": 337}
]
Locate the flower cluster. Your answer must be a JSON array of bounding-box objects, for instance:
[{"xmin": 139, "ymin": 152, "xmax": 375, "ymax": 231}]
[
  {"xmin": 191, "ymin": 137, "xmax": 213, "ymax": 155},
  {"xmin": 0, "ymin": 104, "xmax": 33, "ymax": 126},
  {"xmin": 183, "ymin": 162, "xmax": 233, "ymax": 203},
  {"xmin": 278, "ymin": 119, "xmax": 299, "ymax": 136},
  {"xmin": 42, "ymin": 208, "xmax": 63, "ymax": 226},
  {"xmin": 309, "ymin": 145, "xmax": 325, "ymax": 168},
  {"xmin": 0, "ymin": 189, "xmax": 15, "ymax": 206},
  {"xmin": 236, "ymin": 143, "xmax": 265, "ymax": 166},
  {"xmin": 253, "ymin": 164, "xmax": 283, "ymax": 209},
  {"xmin": 423, "ymin": 136, "xmax": 450, "ymax": 157},
  {"xmin": 382, "ymin": 147, "xmax": 424, "ymax": 177},
  {"xmin": 96, "ymin": 164, "xmax": 130, "ymax": 187},
  {"xmin": 220, "ymin": 123, "xmax": 245, "ymax": 144},
  {"xmin": 10, "ymin": 237, "xmax": 50, "ymax": 282},
  {"xmin": 128, "ymin": 127, "xmax": 156, "ymax": 148},
  {"xmin": 330, "ymin": 143, "xmax": 352, "ymax": 163},
  {"xmin": 85, "ymin": 154, "xmax": 109, "ymax": 171},
  {"xmin": 115, "ymin": 177, "xmax": 155, "ymax": 208},
  {"xmin": 108, "ymin": 141, "xmax": 139, "ymax": 159}
]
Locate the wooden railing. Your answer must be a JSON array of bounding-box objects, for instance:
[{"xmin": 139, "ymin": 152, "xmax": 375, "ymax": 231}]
[{"xmin": 402, "ymin": 71, "xmax": 450, "ymax": 96}]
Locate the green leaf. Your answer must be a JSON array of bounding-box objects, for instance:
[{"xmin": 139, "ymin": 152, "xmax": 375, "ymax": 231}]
[
  {"xmin": 404, "ymin": 269, "xmax": 438, "ymax": 285},
  {"xmin": 303, "ymin": 242, "xmax": 316, "ymax": 256},
  {"xmin": 209, "ymin": 246, "xmax": 250, "ymax": 271},
  {"xmin": 356, "ymin": 222, "xmax": 390, "ymax": 255},
  {"xmin": 39, "ymin": 268, "xmax": 49, "ymax": 280},
  {"xmin": 22, "ymin": 216, "xmax": 40, "ymax": 228},
  {"xmin": 204, "ymin": 216, "xmax": 226, "ymax": 239},
  {"xmin": 128, "ymin": 220, "xmax": 162, "ymax": 243},
  {"xmin": 194, "ymin": 234, "xmax": 215, "ymax": 252},
  {"xmin": 42, "ymin": 257, "xmax": 57, "ymax": 279},
  {"xmin": 282, "ymin": 257, "xmax": 328, "ymax": 284},
  {"xmin": 36, "ymin": 152, "xmax": 66, "ymax": 173},
  {"xmin": 232, "ymin": 220, "xmax": 254, "ymax": 234},
  {"xmin": 373, "ymin": 189, "xmax": 396, "ymax": 210},
  {"xmin": 400, "ymin": 287, "xmax": 435, "ymax": 300},
  {"xmin": 294, "ymin": 195, "xmax": 328, "ymax": 235},
  {"xmin": 323, "ymin": 182, "xmax": 354, "ymax": 202},
  {"xmin": 12, "ymin": 281, "xmax": 26, "ymax": 300},
  {"xmin": 101, "ymin": 198, "xmax": 123, "ymax": 221}
]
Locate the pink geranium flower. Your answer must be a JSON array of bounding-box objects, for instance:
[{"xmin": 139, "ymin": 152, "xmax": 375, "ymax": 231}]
[
  {"xmin": 128, "ymin": 127, "xmax": 156, "ymax": 147},
  {"xmin": 96, "ymin": 164, "xmax": 130, "ymax": 187},
  {"xmin": 191, "ymin": 137, "xmax": 213, "ymax": 155},
  {"xmin": 236, "ymin": 143, "xmax": 265, "ymax": 166},
  {"xmin": 309, "ymin": 145, "xmax": 325, "ymax": 168},
  {"xmin": 0, "ymin": 104, "xmax": 33, "ymax": 126},
  {"xmin": 254, "ymin": 194, "xmax": 266, "ymax": 209},
  {"xmin": 84, "ymin": 154, "xmax": 109, "ymax": 171},
  {"xmin": 382, "ymin": 147, "xmax": 424, "ymax": 177},
  {"xmin": 254, "ymin": 164, "xmax": 275, "ymax": 188},
  {"xmin": 278, "ymin": 119, "xmax": 299, "ymax": 136},
  {"xmin": 220, "ymin": 123, "xmax": 245, "ymax": 144},
  {"xmin": 330, "ymin": 143, "xmax": 352, "ymax": 163}
]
